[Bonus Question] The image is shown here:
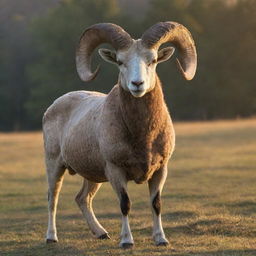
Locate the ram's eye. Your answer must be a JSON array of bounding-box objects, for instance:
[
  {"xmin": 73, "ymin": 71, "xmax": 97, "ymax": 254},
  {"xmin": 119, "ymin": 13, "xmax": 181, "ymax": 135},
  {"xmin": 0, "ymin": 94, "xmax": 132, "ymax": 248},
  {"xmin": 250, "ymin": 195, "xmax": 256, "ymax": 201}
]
[{"xmin": 117, "ymin": 60, "xmax": 123, "ymax": 66}]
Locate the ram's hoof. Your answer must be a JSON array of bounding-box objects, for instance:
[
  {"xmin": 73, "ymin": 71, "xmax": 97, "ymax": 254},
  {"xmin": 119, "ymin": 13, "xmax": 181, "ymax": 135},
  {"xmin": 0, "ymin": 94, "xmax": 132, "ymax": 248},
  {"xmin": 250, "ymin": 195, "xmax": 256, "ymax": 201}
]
[
  {"xmin": 156, "ymin": 241, "xmax": 168, "ymax": 246},
  {"xmin": 46, "ymin": 239, "xmax": 58, "ymax": 244},
  {"xmin": 98, "ymin": 233, "xmax": 111, "ymax": 240},
  {"xmin": 120, "ymin": 243, "xmax": 134, "ymax": 249}
]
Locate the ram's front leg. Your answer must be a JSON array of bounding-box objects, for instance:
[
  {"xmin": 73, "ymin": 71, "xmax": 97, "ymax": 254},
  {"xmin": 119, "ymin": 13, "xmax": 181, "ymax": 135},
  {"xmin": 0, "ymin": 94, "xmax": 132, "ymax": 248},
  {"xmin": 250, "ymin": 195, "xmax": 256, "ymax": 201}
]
[
  {"xmin": 148, "ymin": 165, "xmax": 169, "ymax": 246},
  {"xmin": 105, "ymin": 162, "xmax": 134, "ymax": 249}
]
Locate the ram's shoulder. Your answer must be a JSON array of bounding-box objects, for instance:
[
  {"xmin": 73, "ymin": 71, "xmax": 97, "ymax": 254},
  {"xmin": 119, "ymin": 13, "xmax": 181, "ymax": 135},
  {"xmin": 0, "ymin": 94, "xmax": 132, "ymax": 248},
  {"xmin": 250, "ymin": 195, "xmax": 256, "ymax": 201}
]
[{"xmin": 43, "ymin": 90, "xmax": 106, "ymax": 124}]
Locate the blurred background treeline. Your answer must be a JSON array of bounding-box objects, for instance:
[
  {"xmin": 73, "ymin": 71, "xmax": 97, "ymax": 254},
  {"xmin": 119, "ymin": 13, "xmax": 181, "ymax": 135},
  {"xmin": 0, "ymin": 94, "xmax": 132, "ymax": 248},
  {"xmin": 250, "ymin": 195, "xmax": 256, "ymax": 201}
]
[{"xmin": 0, "ymin": 0, "xmax": 255, "ymax": 131}]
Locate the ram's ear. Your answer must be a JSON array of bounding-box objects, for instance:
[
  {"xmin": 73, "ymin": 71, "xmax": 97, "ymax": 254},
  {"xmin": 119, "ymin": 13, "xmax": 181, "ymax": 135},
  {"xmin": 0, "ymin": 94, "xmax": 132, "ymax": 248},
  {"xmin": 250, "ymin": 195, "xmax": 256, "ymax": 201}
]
[
  {"xmin": 157, "ymin": 47, "xmax": 175, "ymax": 63},
  {"xmin": 98, "ymin": 48, "xmax": 117, "ymax": 64}
]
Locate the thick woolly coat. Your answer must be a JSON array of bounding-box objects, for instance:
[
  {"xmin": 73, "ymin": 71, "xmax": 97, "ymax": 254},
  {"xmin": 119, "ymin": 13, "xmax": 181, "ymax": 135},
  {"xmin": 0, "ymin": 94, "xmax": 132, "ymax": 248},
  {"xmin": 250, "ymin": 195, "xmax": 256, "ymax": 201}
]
[{"xmin": 43, "ymin": 75, "xmax": 175, "ymax": 184}]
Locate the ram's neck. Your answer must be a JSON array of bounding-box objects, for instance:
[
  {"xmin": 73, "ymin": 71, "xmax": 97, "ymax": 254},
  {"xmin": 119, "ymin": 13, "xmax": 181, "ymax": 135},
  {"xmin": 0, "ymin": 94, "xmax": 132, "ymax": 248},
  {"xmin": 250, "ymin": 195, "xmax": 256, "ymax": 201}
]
[{"xmin": 118, "ymin": 75, "xmax": 169, "ymax": 139}]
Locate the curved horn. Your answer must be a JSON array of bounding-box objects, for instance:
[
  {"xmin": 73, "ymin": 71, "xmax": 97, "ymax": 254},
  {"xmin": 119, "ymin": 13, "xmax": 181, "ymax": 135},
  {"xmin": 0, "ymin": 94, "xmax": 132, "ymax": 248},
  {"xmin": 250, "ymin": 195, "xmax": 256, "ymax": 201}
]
[
  {"xmin": 76, "ymin": 23, "xmax": 133, "ymax": 82},
  {"xmin": 141, "ymin": 22, "xmax": 197, "ymax": 80}
]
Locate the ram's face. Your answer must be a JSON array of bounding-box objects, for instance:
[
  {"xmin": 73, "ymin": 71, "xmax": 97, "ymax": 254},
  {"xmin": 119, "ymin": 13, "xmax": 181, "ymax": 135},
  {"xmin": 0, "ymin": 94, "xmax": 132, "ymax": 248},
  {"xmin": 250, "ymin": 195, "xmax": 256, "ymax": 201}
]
[
  {"xmin": 99, "ymin": 40, "xmax": 174, "ymax": 98},
  {"xmin": 116, "ymin": 41, "xmax": 158, "ymax": 97}
]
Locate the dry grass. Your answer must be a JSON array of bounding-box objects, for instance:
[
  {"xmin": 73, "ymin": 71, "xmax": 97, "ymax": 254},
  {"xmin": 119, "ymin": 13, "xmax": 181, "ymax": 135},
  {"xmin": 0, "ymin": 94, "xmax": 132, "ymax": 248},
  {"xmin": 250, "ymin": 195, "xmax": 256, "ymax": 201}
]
[{"xmin": 0, "ymin": 119, "xmax": 256, "ymax": 256}]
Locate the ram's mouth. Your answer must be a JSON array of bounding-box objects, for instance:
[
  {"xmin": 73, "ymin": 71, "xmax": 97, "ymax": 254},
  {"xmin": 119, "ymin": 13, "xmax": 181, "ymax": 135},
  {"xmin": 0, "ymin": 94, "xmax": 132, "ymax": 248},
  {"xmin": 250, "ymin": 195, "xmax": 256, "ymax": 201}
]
[{"xmin": 130, "ymin": 89, "xmax": 145, "ymax": 98}]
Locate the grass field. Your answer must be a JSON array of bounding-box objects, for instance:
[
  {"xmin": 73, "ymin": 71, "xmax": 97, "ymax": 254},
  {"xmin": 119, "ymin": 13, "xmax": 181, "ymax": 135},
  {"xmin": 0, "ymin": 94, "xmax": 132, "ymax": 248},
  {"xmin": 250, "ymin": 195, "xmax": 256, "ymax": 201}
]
[{"xmin": 0, "ymin": 119, "xmax": 256, "ymax": 256}]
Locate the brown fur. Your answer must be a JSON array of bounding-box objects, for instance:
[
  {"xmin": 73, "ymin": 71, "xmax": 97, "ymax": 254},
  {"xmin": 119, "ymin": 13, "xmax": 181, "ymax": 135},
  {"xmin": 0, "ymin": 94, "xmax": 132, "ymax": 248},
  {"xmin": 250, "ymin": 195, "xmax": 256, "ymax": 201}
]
[{"xmin": 101, "ymin": 75, "xmax": 174, "ymax": 183}]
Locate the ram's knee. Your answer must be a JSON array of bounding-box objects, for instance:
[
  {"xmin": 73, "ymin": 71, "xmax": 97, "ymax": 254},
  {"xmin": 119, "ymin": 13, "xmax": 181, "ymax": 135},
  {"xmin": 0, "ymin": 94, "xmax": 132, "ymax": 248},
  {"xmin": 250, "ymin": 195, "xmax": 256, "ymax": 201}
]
[
  {"xmin": 75, "ymin": 192, "xmax": 84, "ymax": 206},
  {"xmin": 120, "ymin": 188, "xmax": 131, "ymax": 216}
]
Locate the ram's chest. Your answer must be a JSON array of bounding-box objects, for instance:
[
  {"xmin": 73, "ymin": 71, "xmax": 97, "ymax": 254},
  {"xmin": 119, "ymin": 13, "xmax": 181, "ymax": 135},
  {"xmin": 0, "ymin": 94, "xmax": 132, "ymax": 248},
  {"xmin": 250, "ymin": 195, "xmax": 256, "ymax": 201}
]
[{"xmin": 111, "ymin": 129, "xmax": 174, "ymax": 184}]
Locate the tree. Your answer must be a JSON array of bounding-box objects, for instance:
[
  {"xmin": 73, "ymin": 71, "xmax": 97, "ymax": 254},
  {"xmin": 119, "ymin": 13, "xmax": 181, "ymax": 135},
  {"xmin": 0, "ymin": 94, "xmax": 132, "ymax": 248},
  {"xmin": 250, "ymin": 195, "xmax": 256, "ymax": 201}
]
[
  {"xmin": 0, "ymin": 0, "xmax": 60, "ymax": 130},
  {"xmin": 143, "ymin": 0, "xmax": 256, "ymax": 119},
  {"xmin": 1, "ymin": 0, "xmax": 255, "ymax": 130},
  {"xmin": 26, "ymin": 0, "xmax": 125, "ymax": 127}
]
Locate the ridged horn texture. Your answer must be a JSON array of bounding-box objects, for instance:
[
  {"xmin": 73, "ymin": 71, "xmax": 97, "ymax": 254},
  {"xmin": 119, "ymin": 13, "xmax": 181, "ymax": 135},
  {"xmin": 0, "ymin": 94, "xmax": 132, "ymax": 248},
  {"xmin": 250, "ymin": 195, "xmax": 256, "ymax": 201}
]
[
  {"xmin": 76, "ymin": 23, "xmax": 133, "ymax": 82},
  {"xmin": 141, "ymin": 21, "xmax": 197, "ymax": 80}
]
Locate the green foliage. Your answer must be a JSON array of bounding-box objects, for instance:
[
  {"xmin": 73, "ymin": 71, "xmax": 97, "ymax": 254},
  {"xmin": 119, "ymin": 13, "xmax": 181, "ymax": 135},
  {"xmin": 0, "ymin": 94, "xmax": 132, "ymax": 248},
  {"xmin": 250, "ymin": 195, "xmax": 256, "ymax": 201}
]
[
  {"xmin": 143, "ymin": 0, "xmax": 256, "ymax": 119},
  {"xmin": 26, "ymin": 0, "xmax": 122, "ymax": 126},
  {"xmin": 0, "ymin": 0, "xmax": 256, "ymax": 130}
]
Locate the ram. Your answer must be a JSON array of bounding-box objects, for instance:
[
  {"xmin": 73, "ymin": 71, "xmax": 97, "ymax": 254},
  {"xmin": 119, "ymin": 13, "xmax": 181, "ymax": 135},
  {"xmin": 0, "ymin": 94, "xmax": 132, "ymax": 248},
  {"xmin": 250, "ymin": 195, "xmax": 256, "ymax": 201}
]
[{"xmin": 43, "ymin": 22, "xmax": 197, "ymax": 248}]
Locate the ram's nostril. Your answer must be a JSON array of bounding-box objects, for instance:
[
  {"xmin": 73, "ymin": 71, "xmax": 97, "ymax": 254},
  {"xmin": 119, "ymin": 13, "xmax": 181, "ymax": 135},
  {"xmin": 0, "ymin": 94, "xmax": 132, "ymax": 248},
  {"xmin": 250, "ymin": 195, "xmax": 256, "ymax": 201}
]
[{"xmin": 131, "ymin": 81, "xmax": 144, "ymax": 86}]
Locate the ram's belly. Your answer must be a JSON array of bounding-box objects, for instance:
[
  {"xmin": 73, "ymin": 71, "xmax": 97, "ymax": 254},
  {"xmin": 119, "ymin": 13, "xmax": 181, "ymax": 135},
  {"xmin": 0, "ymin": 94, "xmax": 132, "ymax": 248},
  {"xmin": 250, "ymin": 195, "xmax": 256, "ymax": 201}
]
[
  {"xmin": 68, "ymin": 160, "xmax": 107, "ymax": 183},
  {"xmin": 62, "ymin": 133, "xmax": 107, "ymax": 183},
  {"xmin": 66, "ymin": 150, "xmax": 105, "ymax": 182}
]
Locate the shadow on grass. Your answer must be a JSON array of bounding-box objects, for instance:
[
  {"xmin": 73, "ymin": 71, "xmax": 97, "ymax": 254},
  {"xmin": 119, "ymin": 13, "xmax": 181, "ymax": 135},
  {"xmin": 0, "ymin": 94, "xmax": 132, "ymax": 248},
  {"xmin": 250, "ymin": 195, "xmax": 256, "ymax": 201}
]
[
  {"xmin": 162, "ymin": 193, "xmax": 212, "ymax": 200},
  {"xmin": 215, "ymin": 200, "xmax": 256, "ymax": 216},
  {"xmin": 98, "ymin": 212, "xmax": 120, "ymax": 219},
  {"xmin": 172, "ymin": 249, "xmax": 256, "ymax": 256},
  {"xmin": 165, "ymin": 219, "xmax": 256, "ymax": 238},
  {"xmin": 2, "ymin": 243, "xmax": 256, "ymax": 256},
  {"xmin": 24, "ymin": 205, "xmax": 46, "ymax": 212},
  {"xmin": 1, "ymin": 242, "xmax": 85, "ymax": 256},
  {"xmin": 164, "ymin": 210, "xmax": 198, "ymax": 220},
  {"xmin": 61, "ymin": 213, "xmax": 81, "ymax": 220},
  {"xmin": 137, "ymin": 249, "xmax": 256, "ymax": 256}
]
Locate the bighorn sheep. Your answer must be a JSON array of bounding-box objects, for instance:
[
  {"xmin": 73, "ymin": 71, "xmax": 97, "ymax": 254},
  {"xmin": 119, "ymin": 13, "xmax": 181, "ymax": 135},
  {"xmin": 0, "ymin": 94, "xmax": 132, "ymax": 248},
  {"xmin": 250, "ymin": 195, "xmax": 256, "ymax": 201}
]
[{"xmin": 43, "ymin": 22, "xmax": 197, "ymax": 248}]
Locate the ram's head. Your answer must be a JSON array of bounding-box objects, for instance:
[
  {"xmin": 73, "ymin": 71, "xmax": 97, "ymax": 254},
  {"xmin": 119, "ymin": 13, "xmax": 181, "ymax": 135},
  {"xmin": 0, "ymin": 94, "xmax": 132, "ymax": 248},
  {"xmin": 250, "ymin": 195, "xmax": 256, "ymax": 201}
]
[{"xmin": 76, "ymin": 22, "xmax": 197, "ymax": 98}]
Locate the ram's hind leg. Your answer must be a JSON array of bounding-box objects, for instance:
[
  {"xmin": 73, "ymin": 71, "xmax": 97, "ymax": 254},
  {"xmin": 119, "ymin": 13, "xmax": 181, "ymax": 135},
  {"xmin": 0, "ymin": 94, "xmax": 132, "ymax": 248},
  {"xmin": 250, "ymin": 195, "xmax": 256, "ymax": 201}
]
[
  {"xmin": 75, "ymin": 179, "xmax": 109, "ymax": 239},
  {"xmin": 46, "ymin": 158, "xmax": 65, "ymax": 243}
]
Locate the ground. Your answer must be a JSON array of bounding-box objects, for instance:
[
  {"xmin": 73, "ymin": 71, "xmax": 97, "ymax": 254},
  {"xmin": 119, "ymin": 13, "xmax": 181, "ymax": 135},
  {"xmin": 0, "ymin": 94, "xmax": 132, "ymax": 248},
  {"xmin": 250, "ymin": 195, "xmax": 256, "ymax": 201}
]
[{"xmin": 0, "ymin": 119, "xmax": 255, "ymax": 256}]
